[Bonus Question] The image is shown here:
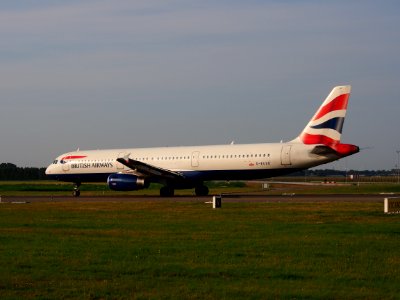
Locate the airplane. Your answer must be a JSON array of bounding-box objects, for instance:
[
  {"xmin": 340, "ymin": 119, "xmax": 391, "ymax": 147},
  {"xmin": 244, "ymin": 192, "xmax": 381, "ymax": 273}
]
[{"xmin": 45, "ymin": 85, "xmax": 359, "ymax": 197}]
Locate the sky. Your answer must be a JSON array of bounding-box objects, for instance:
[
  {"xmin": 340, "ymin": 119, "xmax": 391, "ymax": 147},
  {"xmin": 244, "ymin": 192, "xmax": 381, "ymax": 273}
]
[{"xmin": 0, "ymin": 0, "xmax": 399, "ymax": 170}]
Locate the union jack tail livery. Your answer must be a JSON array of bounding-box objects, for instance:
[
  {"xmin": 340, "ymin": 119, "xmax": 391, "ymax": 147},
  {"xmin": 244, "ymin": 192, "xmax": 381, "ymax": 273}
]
[{"xmin": 297, "ymin": 85, "xmax": 359, "ymax": 157}]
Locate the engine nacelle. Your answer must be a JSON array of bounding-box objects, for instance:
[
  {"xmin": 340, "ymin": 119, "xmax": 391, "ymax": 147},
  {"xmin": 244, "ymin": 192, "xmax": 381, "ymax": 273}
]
[{"xmin": 107, "ymin": 174, "xmax": 149, "ymax": 191}]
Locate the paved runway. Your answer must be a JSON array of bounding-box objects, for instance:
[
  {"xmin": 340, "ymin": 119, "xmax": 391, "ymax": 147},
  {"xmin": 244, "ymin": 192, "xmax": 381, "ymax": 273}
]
[{"xmin": 1, "ymin": 194, "xmax": 396, "ymax": 203}]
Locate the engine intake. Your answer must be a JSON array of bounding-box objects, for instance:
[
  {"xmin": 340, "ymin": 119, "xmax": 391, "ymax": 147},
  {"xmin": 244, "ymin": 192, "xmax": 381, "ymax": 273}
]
[{"xmin": 107, "ymin": 174, "xmax": 148, "ymax": 191}]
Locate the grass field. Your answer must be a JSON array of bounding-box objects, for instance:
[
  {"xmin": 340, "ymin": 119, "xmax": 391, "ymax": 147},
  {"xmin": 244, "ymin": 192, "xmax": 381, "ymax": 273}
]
[
  {"xmin": 0, "ymin": 181, "xmax": 252, "ymax": 197},
  {"xmin": 1, "ymin": 180, "xmax": 400, "ymax": 197},
  {"xmin": 0, "ymin": 200, "xmax": 399, "ymax": 299}
]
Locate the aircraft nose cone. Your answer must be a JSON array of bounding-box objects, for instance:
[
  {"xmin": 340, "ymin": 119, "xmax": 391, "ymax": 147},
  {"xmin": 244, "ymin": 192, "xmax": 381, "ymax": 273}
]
[{"xmin": 45, "ymin": 165, "xmax": 52, "ymax": 175}]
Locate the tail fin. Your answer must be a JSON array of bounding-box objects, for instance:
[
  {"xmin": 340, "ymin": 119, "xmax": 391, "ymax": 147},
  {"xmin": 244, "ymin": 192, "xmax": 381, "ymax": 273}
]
[{"xmin": 296, "ymin": 85, "xmax": 359, "ymax": 157}]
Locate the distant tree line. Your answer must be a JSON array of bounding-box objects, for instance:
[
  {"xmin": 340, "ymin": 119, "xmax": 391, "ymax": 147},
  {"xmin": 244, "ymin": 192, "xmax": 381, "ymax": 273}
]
[
  {"xmin": 288, "ymin": 169, "xmax": 397, "ymax": 177},
  {"xmin": 0, "ymin": 163, "xmax": 46, "ymax": 180}
]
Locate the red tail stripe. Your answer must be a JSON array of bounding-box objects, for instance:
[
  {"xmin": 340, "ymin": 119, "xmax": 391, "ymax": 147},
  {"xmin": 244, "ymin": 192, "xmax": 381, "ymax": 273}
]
[
  {"xmin": 331, "ymin": 144, "xmax": 359, "ymax": 156},
  {"xmin": 61, "ymin": 155, "xmax": 87, "ymax": 161},
  {"xmin": 313, "ymin": 93, "xmax": 349, "ymax": 121},
  {"xmin": 301, "ymin": 133, "xmax": 339, "ymax": 146}
]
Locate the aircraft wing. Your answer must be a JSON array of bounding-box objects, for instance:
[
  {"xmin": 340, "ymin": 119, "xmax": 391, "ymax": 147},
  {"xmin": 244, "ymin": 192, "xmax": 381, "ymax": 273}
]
[{"xmin": 116, "ymin": 157, "xmax": 184, "ymax": 180}]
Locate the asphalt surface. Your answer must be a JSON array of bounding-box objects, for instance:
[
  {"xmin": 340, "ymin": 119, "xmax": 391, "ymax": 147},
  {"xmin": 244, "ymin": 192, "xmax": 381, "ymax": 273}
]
[{"xmin": 1, "ymin": 194, "xmax": 397, "ymax": 203}]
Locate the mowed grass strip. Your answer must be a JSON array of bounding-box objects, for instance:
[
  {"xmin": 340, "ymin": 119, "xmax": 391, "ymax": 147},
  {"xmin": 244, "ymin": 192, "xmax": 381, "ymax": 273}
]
[
  {"xmin": 0, "ymin": 201, "xmax": 399, "ymax": 299},
  {"xmin": 0, "ymin": 181, "xmax": 256, "ymax": 197},
  {"xmin": 1, "ymin": 180, "xmax": 400, "ymax": 197}
]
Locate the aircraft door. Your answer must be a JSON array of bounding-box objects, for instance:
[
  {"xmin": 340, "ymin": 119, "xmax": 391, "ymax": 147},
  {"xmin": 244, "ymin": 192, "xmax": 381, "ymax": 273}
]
[
  {"xmin": 191, "ymin": 151, "xmax": 200, "ymax": 167},
  {"xmin": 281, "ymin": 145, "xmax": 292, "ymax": 165}
]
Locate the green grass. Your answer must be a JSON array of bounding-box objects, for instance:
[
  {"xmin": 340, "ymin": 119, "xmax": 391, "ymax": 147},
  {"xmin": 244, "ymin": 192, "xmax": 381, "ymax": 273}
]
[
  {"xmin": 0, "ymin": 201, "xmax": 399, "ymax": 299},
  {"xmin": 1, "ymin": 180, "xmax": 400, "ymax": 196},
  {"xmin": 0, "ymin": 181, "xmax": 254, "ymax": 197},
  {"xmin": 268, "ymin": 182, "xmax": 400, "ymax": 195}
]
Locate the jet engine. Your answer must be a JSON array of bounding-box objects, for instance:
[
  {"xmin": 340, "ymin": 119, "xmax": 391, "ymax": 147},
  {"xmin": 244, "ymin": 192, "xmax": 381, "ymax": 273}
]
[{"xmin": 107, "ymin": 174, "xmax": 149, "ymax": 191}]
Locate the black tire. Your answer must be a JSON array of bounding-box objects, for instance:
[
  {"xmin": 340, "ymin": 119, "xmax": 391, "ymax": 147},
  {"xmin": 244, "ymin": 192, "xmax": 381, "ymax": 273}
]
[
  {"xmin": 73, "ymin": 190, "xmax": 80, "ymax": 197},
  {"xmin": 160, "ymin": 186, "xmax": 174, "ymax": 197},
  {"xmin": 195, "ymin": 185, "xmax": 209, "ymax": 196}
]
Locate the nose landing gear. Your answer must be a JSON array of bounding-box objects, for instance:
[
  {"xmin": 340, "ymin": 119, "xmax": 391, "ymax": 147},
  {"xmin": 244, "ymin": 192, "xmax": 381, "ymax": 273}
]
[{"xmin": 73, "ymin": 182, "xmax": 81, "ymax": 197}]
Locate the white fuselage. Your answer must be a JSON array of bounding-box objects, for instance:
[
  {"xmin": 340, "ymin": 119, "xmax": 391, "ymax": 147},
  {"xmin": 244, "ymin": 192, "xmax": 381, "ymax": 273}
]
[{"xmin": 45, "ymin": 141, "xmax": 335, "ymax": 184}]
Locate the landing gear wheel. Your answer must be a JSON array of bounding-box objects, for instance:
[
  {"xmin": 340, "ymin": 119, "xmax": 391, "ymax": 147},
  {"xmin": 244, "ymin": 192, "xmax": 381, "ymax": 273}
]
[
  {"xmin": 195, "ymin": 185, "xmax": 209, "ymax": 196},
  {"xmin": 73, "ymin": 183, "xmax": 81, "ymax": 197},
  {"xmin": 160, "ymin": 186, "xmax": 174, "ymax": 197}
]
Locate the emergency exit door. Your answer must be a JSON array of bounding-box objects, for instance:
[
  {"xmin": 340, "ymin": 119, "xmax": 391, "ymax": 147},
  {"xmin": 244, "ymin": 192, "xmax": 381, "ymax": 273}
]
[{"xmin": 281, "ymin": 145, "xmax": 292, "ymax": 165}]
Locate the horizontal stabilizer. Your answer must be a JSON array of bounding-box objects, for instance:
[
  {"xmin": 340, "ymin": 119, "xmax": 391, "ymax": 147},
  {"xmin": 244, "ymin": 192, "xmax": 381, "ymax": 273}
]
[{"xmin": 311, "ymin": 144, "xmax": 359, "ymax": 157}]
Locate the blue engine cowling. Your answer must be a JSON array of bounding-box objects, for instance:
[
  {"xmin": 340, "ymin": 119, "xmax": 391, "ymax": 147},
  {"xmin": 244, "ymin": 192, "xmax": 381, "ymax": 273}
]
[{"xmin": 107, "ymin": 174, "xmax": 148, "ymax": 191}]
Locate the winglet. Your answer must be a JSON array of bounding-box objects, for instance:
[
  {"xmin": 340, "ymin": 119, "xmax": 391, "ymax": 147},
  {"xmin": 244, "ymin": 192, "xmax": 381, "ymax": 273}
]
[{"xmin": 123, "ymin": 153, "xmax": 131, "ymax": 162}]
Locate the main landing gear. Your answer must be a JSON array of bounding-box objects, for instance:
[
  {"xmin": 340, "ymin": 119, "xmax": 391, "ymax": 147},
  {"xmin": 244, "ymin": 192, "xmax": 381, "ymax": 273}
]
[
  {"xmin": 73, "ymin": 182, "xmax": 81, "ymax": 197},
  {"xmin": 160, "ymin": 186, "xmax": 175, "ymax": 197},
  {"xmin": 195, "ymin": 185, "xmax": 209, "ymax": 196}
]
